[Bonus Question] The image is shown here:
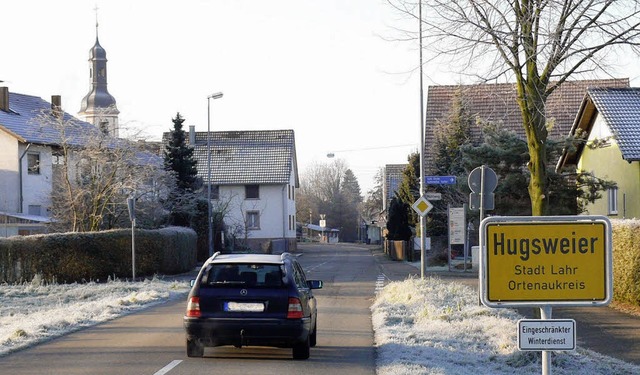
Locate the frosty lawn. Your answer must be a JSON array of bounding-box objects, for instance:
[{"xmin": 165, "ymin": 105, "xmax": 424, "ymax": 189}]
[
  {"xmin": 372, "ymin": 277, "xmax": 640, "ymax": 375},
  {"xmin": 0, "ymin": 276, "xmax": 189, "ymax": 356}
]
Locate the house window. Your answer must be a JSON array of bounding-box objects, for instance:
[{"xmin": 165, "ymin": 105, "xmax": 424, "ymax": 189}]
[
  {"xmin": 289, "ymin": 214, "xmax": 295, "ymax": 231},
  {"xmin": 207, "ymin": 184, "xmax": 220, "ymax": 200},
  {"xmin": 245, "ymin": 184, "xmax": 259, "ymax": 199},
  {"xmin": 27, "ymin": 153, "xmax": 40, "ymax": 175},
  {"xmin": 247, "ymin": 211, "xmax": 260, "ymax": 230},
  {"xmin": 608, "ymin": 187, "xmax": 618, "ymax": 215},
  {"xmin": 288, "ymin": 185, "xmax": 295, "ymax": 200},
  {"xmin": 28, "ymin": 205, "xmax": 41, "ymax": 216}
]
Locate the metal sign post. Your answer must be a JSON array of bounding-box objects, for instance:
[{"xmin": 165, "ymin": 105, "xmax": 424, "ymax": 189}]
[{"xmin": 127, "ymin": 197, "xmax": 136, "ymax": 281}]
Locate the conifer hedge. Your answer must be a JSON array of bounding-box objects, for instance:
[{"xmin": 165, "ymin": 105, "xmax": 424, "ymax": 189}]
[
  {"xmin": 612, "ymin": 219, "xmax": 640, "ymax": 306},
  {"xmin": 0, "ymin": 226, "xmax": 196, "ymax": 283}
]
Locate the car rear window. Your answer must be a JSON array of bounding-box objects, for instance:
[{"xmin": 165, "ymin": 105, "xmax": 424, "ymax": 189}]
[{"xmin": 201, "ymin": 263, "xmax": 284, "ymax": 288}]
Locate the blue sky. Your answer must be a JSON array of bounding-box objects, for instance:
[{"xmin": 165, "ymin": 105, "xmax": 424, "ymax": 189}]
[
  {"xmin": 3, "ymin": 0, "xmax": 427, "ymax": 193},
  {"xmin": 4, "ymin": 1, "xmax": 640, "ymax": 193}
]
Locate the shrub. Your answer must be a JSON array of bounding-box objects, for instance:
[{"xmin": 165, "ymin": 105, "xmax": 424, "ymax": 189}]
[
  {"xmin": 0, "ymin": 226, "xmax": 196, "ymax": 283},
  {"xmin": 611, "ymin": 219, "xmax": 640, "ymax": 305}
]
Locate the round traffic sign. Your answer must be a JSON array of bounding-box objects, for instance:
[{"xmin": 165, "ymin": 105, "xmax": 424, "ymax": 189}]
[{"xmin": 468, "ymin": 166, "xmax": 498, "ymax": 193}]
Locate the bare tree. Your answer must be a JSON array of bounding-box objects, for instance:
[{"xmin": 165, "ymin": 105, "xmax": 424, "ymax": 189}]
[
  {"xmin": 35, "ymin": 107, "xmax": 169, "ymax": 232},
  {"xmin": 389, "ymin": 0, "xmax": 640, "ymax": 215},
  {"xmin": 362, "ymin": 167, "xmax": 384, "ymax": 224},
  {"xmin": 297, "ymin": 159, "xmax": 363, "ymax": 241}
]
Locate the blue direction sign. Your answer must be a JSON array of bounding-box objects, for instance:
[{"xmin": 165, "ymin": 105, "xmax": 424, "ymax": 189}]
[{"xmin": 425, "ymin": 175, "xmax": 457, "ymax": 185}]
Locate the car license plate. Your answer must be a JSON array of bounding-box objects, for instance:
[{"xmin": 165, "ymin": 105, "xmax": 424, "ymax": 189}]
[{"xmin": 224, "ymin": 302, "xmax": 264, "ymax": 312}]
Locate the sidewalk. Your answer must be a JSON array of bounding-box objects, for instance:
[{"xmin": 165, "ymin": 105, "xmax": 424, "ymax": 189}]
[{"xmin": 369, "ymin": 245, "xmax": 640, "ymax": 366}]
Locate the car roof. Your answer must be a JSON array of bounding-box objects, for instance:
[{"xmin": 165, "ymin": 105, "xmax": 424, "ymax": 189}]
[{"xmin": 208, "ymin": 253, "xmax": 286, "ymax": 265}]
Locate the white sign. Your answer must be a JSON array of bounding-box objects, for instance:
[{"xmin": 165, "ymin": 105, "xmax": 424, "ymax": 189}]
[
  {"xmin": 425, "ymin": 192, "xmax": 442, "ymax": 201},
  {"xmin": 448, "ymin": 207, "xmax": 465, "ymax": 245},
  {"xmin": 517, "ymin": 319, "xmax": 576, "ymax": 351}
]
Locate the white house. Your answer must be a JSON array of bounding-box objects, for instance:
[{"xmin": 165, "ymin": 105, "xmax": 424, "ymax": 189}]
[
  {"xmin": 165, "ymin": 128, "xmax": 299, "ymax": 253},
  {"xmin": 0, "ymin": 89, "xmax": 94, "ymax": 236}
]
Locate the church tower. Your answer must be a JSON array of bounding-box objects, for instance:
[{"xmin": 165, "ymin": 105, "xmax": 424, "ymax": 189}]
[{"xmin": 78, "ymin": 18, "xmax": 120, "ymax": 137}]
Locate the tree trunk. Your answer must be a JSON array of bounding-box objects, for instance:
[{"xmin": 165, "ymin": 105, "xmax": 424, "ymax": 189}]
[{"xmin": 516, "ymin": 77, "xmax": 549, "ymax": 216}]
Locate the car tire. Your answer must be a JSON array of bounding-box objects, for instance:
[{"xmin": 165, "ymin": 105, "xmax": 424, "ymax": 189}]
[
  {"xmin": 186, "ymin": 338, "xmax": 204, "ymax": 358},
  {"xmin": 310, "ymin": 322, "xmax": 317, "ymax": 347},
  {"xmin": 292, "ymin": 337, "xmax": 310, "ymax": 360}
]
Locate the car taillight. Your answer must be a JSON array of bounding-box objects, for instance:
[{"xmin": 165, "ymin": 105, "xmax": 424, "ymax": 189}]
[
  {"xmin": 186, "ymin": 296, "xmax": 201, "ymax": 317},
  {"xmin": 287, "ymin": 297, "xmax": 304, "ymax": 319}
]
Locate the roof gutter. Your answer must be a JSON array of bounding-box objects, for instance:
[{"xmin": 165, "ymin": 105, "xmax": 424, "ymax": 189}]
[{"xmin": 18, "ymin": 143, "xmax": 32, "ymax": 213}]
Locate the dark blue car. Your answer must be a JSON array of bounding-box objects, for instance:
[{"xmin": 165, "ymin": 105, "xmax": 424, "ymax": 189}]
[{"xmin": 183, "ymin": 252, "xmax": 322, "ymax": 360}]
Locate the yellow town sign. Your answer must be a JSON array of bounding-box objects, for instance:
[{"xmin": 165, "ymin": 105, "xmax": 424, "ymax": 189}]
[{"xmin": 479, "ymin": 216, "xmax": 612, "ymax": 307}]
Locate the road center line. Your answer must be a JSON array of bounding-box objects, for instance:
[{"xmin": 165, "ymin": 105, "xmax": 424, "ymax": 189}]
[{"xmin": 153, "ymin": 360, "xmax": 182, "ymax": 375}]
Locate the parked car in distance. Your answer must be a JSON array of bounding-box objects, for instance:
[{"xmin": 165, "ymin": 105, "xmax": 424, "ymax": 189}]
[{"xmin": 183, "ymin": 252, "xmax": 323, "ymax": 360}]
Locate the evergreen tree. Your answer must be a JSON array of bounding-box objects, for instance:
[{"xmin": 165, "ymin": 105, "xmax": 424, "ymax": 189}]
[
  {"xmin": 429, "ymin": 92, "xmax": 475, "ymax": 235},
  {"xmin": 163, "ymin": 112, "xmax": 200, "ymax": 226},
  {"xmin": 164, "ymin": 112, "xmax": 198, "ymax": 192},
  {"xmin": 460, "ymin": 122, "xmax": 615, "ymax": 216},
  {"xmin": 386, "ymin": 196, "xmax": 412, "ymax": 241},
  {"xmin": 362, "ymin": 168, "xmax": 384, "ymax": 223},
  {"xmin": 340, "ymin": 169, "xmax": 363, "ymax": 241},
  {"xmin": 396, "ymin": 152, "xmax": 421, "ymax": 228},
  {"xmin": 433, "ymin": 90, "xmax": 473, "ymax": 177}
]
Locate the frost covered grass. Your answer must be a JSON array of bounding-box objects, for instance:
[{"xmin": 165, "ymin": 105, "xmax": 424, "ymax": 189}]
[
  {"xmin": 372, "ymin": 277, "xmax": 640, "ymax": 375},
  {"xmin": 0, "ymin": 275, "xmax": 189, "ymax": 356}
]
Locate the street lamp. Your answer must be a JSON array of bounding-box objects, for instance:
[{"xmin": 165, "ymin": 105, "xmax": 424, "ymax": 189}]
[{"xmin": 207, "ymin": 92, "xmax": 223, "ymax": 257}]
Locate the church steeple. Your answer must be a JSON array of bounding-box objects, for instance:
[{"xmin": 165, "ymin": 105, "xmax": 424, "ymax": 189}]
[{"xmin": 78, "ymin": 12, "xmax": 120, "ymax": 137}]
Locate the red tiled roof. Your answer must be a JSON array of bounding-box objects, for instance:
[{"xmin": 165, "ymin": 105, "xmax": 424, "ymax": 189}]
[{"xmin": 424, "ymin": 78, "xmax": 630, "ymax": 173}]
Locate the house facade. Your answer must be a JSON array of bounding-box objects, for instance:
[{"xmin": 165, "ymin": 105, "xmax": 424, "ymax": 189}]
[
  {"xmin": 557, "ymin": 88, "xmax": 640, "ymax": 218},
  {"xmin": 0, "ymin": 89, "xmax": 90, "ymax": 235},
  {"xmin": 170, "ymin": 128, "xmax": 299, "ymax": 253}
]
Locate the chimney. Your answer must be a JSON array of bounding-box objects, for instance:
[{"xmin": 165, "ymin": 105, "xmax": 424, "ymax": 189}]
[
  {"xmin": 51, "ymin": 95, "xmax": 62, "ymax": 119},
  {"xmin": 189, "ymin": 125, "xmax": 196, "ymax": 145},
  {"xmin": 0, "ymin": 87, "xmax": 8, "ymax": 112}
]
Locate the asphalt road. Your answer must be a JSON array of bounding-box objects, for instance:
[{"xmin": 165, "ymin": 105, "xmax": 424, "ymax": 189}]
[
  {"xmin": 2, "ymin": 243, "xmax": 638, "ymax": 373},
  {"xmin": 0, "ymin": 243, "xmax": 381, "ymax": 375}
]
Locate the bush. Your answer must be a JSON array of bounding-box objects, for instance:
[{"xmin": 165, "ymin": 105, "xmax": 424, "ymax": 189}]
[
  {"xmin": 0, "ymin": 226, "xmax": 196, "ymax": 283},
  {"xmin": 611, "ymin": 219, "xmax": 640, "ymax": 305}
]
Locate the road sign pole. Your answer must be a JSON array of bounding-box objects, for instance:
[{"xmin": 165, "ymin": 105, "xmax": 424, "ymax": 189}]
[
  {"xmin": 541, "ymin": 306, "xmax": 553, "ymax": 375},
  {"xmin": 480, "ymin": 165, "xmax": 486, "ymax": 223}
]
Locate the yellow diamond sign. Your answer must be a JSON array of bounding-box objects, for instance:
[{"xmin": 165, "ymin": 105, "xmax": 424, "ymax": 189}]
[{"xmin": 412, "ymin": 195, "xmax": 433, "ymax": 217}]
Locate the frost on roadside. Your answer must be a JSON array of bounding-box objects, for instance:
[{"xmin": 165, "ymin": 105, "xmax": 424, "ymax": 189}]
[
  {"xmin": 0, "ymin": 277, "xmax": 189, "ymax": 356},
  {"xmin": 371, "ymin": 276, "xmax": 640, "ymax": 375}
]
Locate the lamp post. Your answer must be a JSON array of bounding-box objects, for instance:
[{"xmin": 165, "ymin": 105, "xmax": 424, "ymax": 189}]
[
  {"xmin": 207, "ymin": 92, "xmax": 223, "ymax": 257},
  {"xmin": 418, "ymin": 0, "xmax": 427, "ymax": 279}
]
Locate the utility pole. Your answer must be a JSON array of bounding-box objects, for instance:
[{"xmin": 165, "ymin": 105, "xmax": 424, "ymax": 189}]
[{"xmin": 419, "ymin": 0, "xmax": 427, "ymax": 279}]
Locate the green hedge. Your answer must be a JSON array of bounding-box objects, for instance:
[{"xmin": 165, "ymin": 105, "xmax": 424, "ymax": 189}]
[
  {"xmin": 0, "ymin": 226, "xmax": 197, "ymax": 283},
  {"xmin": 612, "ymin": 219, "xmax": 640, "ymax": 306}
]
